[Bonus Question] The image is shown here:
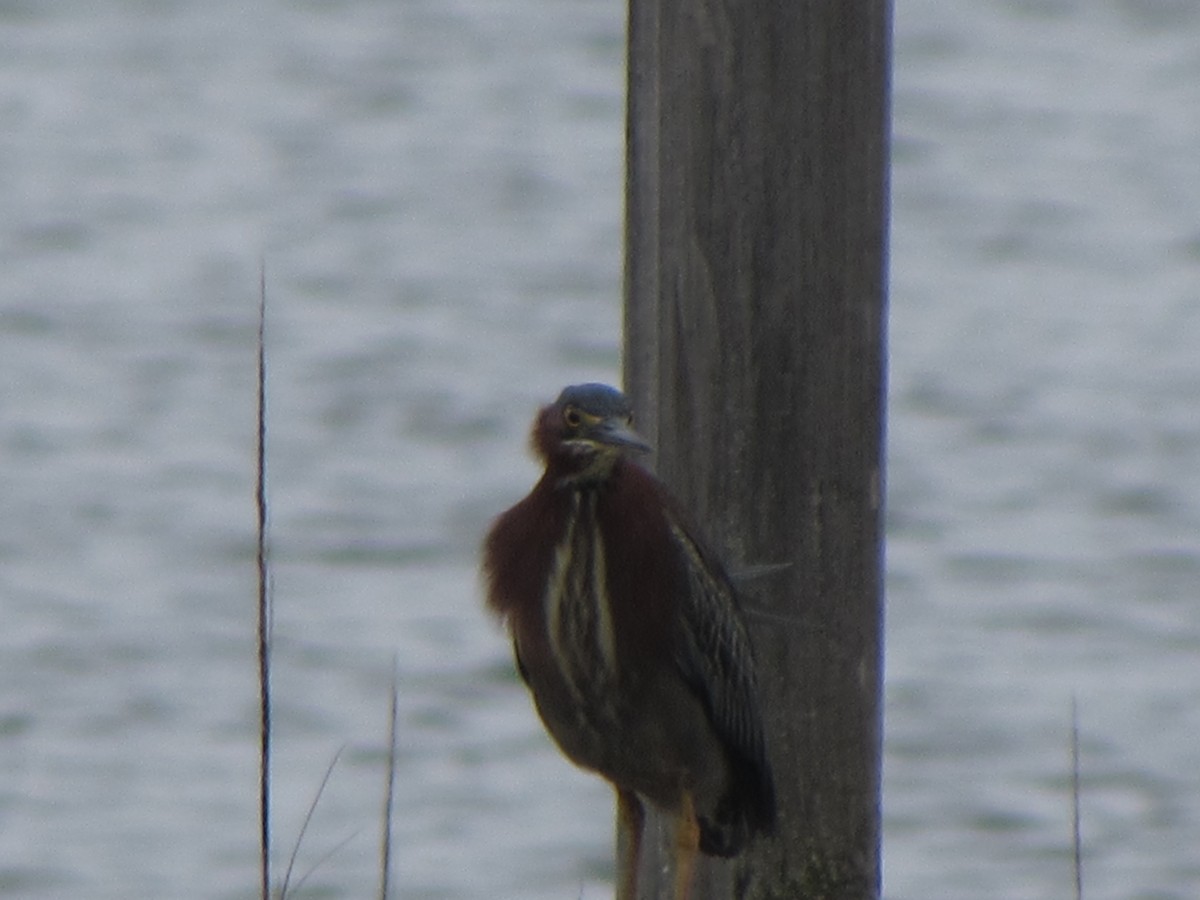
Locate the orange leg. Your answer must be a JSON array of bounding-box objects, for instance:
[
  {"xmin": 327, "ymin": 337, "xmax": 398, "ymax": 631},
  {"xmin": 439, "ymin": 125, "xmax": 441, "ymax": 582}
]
[
  {"xmin": 673, "ymin": 791, "xmax": 700, "ymax": 900},
  {"xmin": 616, "ymin": 788, "xmax": 644, "ymax": 900}
]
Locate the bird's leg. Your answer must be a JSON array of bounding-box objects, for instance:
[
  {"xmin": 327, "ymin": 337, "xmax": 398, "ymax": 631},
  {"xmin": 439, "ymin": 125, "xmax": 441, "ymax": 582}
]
[
  {"xmin": 616, "ymin": 787, "xmax": 644, "ymax": 900},
  {"xmin": 673, "ymin": 791, "xmax": 700, "ymax": 900}
]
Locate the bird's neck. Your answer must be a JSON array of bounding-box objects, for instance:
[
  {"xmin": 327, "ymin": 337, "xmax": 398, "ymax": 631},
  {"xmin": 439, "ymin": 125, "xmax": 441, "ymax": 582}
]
[{"xmin": 549, "ymin": 450, "xmax": 623, "ymax": 490}]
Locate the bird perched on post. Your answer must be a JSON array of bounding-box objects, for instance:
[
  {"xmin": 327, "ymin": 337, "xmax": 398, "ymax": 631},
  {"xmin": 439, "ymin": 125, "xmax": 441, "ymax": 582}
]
[{"xmin": 482, "ymin": 383, "xmax": 775, "ymax": 900}]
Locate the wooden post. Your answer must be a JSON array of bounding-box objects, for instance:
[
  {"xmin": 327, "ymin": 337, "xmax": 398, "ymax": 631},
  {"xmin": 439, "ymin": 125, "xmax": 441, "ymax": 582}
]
[{"xmin": 622, "ymin": 1, "xmax": 890, "ymax": 898}]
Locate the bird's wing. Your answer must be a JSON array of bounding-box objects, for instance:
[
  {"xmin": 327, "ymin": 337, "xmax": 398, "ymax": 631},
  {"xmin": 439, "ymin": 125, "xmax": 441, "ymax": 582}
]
[{"xmin": 666, "ymin": 516, "xmax": 769, "ymax": 773}]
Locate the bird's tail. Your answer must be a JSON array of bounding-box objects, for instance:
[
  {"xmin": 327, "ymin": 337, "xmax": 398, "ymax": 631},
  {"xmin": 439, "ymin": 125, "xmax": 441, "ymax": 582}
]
[{"xmin": 697, "ymin": 754, "xmax": 776, "ymax": 857}]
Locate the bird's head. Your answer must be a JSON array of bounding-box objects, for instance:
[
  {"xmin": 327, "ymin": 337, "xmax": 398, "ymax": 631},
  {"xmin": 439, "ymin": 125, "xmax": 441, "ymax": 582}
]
[{"xmin": 532, "ymin": 383, "xmax": 651, "ymax": 481}]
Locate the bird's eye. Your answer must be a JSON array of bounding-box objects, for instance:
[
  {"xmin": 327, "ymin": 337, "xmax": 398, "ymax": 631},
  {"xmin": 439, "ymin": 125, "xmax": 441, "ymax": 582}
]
[{"xmin": 563, "ymin": 407, "xmax": 582, "ymax": 428}]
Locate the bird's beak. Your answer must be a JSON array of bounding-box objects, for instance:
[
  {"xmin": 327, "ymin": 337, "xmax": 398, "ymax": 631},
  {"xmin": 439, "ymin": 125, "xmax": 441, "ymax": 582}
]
[{"xmin": 594, "ymin": 417, "xmax": 652, "ymax": 455}]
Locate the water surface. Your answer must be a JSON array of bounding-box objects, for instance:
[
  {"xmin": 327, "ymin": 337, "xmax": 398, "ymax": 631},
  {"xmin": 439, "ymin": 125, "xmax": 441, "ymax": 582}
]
[{"xmin": 1, "ymin": 1, "xmax": 1197, "ymax": 898}]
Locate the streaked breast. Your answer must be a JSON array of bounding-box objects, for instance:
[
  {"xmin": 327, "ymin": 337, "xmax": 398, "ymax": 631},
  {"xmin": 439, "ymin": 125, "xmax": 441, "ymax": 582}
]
[{"xmin": 543, "ymin": 489, "xmax": 619, "ymax": 702}]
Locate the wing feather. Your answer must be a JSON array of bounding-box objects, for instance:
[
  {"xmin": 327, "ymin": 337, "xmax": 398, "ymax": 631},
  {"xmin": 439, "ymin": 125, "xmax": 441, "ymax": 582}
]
[{"xmin": 666, "ymin": 515, "xmax": 775, "ymax": 833}]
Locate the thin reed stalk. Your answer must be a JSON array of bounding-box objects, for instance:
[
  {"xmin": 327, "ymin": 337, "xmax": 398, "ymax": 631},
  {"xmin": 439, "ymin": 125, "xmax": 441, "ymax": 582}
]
[
  {"xmin": 1071, "ymin": 696, "xmax": 1082, "ymax": 900},
  {"xmin": 256, "ymin": 265, "xmax": 272, "ymax": 900},
  {"xmin": 379, "ymin": 657, "xmax": 400, "ymax": 900},
  {"xmin": 280, "ymin": 748, "xmax": 345, "ymax": 899}
]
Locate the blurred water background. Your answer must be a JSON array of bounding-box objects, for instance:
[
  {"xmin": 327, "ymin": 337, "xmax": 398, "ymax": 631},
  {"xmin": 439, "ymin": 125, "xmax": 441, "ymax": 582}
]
[{"xmin": 1, "ymin": 1, "xmax": 1198, "ymax": 898}]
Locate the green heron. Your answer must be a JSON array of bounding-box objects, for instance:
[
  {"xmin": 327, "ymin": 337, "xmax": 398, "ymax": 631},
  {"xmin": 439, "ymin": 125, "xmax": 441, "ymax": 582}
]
[{"xmin": 482, "ymin": 383, "xmax": 775, "ymax": 899}]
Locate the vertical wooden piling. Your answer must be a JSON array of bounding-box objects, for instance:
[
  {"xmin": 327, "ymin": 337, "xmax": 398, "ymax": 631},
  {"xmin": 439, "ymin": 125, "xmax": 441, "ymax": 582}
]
[{"xmin": 622, "ymin": 1, "xmax": 891, "ymax": 898}]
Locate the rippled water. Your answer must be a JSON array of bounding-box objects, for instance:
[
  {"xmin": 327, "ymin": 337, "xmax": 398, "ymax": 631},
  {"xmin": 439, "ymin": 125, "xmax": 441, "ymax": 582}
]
[{"xmin": 1, "ymin": 1, "xmax": 1197, "ymax": 898}]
